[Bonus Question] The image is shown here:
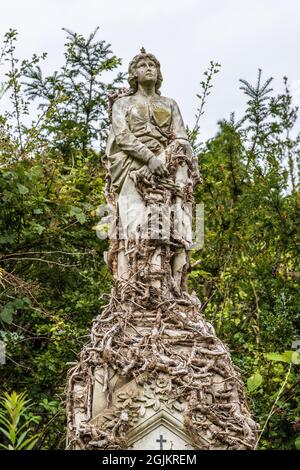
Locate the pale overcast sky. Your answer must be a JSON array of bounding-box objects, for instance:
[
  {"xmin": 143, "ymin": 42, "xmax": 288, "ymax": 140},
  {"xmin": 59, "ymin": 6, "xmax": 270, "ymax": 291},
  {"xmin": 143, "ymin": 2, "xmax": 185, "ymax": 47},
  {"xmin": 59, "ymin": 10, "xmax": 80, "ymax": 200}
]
[{"xmin": 1, "ymin": 0, "xmax": 300, "ymax": 141}]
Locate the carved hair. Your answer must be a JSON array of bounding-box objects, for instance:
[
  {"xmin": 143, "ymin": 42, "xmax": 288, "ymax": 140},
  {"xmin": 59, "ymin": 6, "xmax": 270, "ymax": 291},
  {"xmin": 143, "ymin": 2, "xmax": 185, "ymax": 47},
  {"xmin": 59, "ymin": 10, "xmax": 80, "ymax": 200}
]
[{"xmin": 128, "ymin": 49, "xmax": 163, "ymax": 95}]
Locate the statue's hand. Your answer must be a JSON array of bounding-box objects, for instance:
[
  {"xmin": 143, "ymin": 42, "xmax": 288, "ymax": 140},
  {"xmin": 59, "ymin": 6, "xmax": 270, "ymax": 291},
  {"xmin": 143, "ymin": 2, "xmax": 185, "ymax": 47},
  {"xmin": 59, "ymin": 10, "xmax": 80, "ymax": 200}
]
[
  {"xmin": 148, "ymin": 156, "xmax": 169, "ymax": 177},
  {"xmin": 139, "ymin": 166, "xmax": 153, "ymax": 180}
]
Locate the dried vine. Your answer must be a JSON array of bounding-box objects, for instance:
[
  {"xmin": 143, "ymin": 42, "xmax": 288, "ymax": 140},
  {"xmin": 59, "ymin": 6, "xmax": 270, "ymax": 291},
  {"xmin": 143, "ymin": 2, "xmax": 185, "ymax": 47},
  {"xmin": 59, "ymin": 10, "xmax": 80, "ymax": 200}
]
[{"xmin": 66, "ymin": 114, "xmax": 257, "ymax": 450}]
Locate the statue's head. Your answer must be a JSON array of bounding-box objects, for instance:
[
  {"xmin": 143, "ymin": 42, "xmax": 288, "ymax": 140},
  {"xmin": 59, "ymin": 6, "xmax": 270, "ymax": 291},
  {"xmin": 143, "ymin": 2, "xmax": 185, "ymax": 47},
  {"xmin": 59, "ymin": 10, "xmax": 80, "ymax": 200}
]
[{"xmin": 128, "ymin": 48, "xmax": 163, "ymax": 94}]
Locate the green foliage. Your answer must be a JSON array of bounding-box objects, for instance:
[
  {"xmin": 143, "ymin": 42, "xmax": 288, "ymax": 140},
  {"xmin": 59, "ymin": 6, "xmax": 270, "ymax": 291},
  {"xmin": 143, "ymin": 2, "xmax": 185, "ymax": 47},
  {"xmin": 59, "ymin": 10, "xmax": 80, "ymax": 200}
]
[
  {"xmin": 191, "ymin": 68, "xmax": 300, "ymax": 449},
  {"xmin": 0, "ymin": 391, "xmax": 39, "ymax": 449},
  {"xmin": 0, "ymin": 27, "xmax": 120, "ymax": 449},
  {"xmin": 0, "ymin": 29, "xmax": 299, "ymax": 450},
  {"xmin": 264, "ymin": 351, "xmax": 300, "ymax": 364},
  {"xmin": 247, "ymin": 372, "xmax": 263, "ymax": 393}
]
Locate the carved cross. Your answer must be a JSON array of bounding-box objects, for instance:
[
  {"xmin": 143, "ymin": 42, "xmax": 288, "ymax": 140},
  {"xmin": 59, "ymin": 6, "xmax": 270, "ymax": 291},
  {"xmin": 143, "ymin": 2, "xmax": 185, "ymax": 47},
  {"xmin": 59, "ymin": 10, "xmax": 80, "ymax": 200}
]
[{"xmin": 156, "ymin": 434, "xmax": 167, "ymax": 450}]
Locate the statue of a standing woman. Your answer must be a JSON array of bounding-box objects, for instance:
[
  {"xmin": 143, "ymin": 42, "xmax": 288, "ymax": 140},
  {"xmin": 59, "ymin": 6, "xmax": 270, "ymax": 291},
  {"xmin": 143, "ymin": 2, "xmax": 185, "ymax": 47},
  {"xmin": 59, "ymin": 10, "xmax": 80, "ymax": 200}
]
[
  {"xmin": 105, "ymin": 48, "xmax": 200, "ymax": 297},
  {"xmin": 67, "ymin": 49, "xmax": 257, "ymax": 451}
]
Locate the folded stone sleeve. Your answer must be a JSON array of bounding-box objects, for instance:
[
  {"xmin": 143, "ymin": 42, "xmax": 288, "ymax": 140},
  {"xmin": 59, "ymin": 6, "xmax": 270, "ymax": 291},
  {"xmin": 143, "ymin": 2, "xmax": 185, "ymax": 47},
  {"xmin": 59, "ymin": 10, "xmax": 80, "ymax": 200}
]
[{"xmin": 114, "ymin": 129, "xmax": 154, "ymax": 164}]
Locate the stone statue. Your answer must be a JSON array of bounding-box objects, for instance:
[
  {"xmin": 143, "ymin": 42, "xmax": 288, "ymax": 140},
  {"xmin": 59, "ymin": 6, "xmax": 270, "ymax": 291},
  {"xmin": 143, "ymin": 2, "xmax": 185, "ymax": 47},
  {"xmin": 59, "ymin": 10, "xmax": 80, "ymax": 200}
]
[
  {"xmin": 66, "ymin": 50, "xmax": 258, "ymax": 451},
  {"xmin": 104, "ymin": 48, "xmax": 201, "ymax": 296}
]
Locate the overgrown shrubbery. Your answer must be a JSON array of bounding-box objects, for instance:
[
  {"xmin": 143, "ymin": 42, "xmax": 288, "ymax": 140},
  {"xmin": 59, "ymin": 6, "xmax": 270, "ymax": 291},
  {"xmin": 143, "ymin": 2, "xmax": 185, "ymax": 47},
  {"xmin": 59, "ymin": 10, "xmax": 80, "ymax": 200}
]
[{"xmin": 0, "ymin": 29, "xmax": 299, "ymax": 449}]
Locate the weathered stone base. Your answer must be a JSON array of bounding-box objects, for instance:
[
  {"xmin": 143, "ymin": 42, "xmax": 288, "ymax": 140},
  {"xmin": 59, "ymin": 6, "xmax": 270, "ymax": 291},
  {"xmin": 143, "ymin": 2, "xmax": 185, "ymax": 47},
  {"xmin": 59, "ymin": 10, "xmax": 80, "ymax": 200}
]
[{"xmin": 66, "ymin": 287, "xmax": 258, "ymax": 450}]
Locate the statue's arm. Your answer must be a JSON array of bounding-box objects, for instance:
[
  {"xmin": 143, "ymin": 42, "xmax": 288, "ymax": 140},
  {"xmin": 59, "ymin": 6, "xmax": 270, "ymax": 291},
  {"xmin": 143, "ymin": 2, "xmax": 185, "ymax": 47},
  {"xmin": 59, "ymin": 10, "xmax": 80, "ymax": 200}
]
[
  {"xmin": 171, "ymin": 99, "xmax": 192, "ymax": 146},
  {"xmin": 112, "ymin": 98, "xmax": 154, "ymax": 165},
  {"xmin": 171, "ymin": 99, "xmax": 202, "ymax": 185}
]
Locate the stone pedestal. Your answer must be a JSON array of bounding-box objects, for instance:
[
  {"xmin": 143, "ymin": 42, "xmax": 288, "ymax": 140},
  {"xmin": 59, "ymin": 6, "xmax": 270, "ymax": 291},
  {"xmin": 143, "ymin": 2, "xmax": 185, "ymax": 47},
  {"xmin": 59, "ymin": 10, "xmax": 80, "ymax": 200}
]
[
  {"xmin": 91, "ymin": 372, "xmax": 196, "ymax": 450},
  {"xmin": 66, "ymin": 293, "xmax": 258, "ymax": 450}
]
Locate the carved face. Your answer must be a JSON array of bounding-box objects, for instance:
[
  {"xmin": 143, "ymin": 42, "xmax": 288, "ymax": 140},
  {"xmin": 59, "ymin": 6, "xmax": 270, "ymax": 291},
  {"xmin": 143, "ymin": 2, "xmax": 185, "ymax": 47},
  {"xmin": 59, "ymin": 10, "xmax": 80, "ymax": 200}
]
[{"xmin": 134, "ymin": 57, "xmax": 158, "ymax": 86}]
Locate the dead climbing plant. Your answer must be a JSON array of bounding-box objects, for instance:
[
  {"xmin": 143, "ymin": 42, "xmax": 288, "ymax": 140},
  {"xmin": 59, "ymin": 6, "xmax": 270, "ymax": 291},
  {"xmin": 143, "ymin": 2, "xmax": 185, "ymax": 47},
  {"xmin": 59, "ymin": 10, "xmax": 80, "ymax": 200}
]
[{"xmin": 66, "ymin": 118, "xmax": 258, "ymax": 450}]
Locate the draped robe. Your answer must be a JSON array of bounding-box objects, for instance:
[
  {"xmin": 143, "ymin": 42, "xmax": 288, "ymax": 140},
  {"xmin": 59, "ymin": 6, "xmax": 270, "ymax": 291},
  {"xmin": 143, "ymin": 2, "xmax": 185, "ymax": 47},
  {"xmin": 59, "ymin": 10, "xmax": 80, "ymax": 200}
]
[{"xmin": 105, "ymin": 93, "xmax": 196, "ymax": 286}]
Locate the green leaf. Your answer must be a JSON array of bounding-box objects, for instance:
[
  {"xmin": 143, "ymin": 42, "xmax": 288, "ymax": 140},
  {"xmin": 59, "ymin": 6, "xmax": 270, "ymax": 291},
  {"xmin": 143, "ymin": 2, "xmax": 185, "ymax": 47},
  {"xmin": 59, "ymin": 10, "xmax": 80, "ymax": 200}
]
[
  {"xmin": 281, "ymin": 350, "xmax": 300, "ymax": 365},
  {"xmin": 264, "ymin": 352, "xmax": 288, "ymax": 363},
  {"xmin": 17, "ymin": 183, "xmax": 29, "ymax": 194},
  {"xmin": 247, "ymin": 372, "xmax": 263, "ymax": 393},
  {"xmin": 0, "ymin": 306, "xmax": 14, "ymax": 324},
  {"xmin": 0, "ymin": 298, "xmax": 30, "ymax": 325},
  {"xmin": 31, "ymin": 223, "xmax": 45, "ymax": 235},
  {"xmin": 295, "ymin": 436, "xmax": 300, "ymax": 450},
  {"xmin": 264, "ymin": 351, "xmax": 299, "ymax": 364},
  {"xmin": 291, "ymin": 352, "xmax": 300, "ymax": 365},
  {"xmin": 0, "ymin": 426, "xmax": 11, "ymax": 441},
  {"xmin": 16, "ymin": 429, "xmax": 30, "ymax": 447},
  {"xmin": 68, "ymin": 206, "xmax": 86, "ymax": 224},
  {"xmin": 14, "ymin": 299, "xmax": 26, "ymax": 309},
  {"xmin": 18, "ymin": 435, "xmax": 39, "ymax": 450}
]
